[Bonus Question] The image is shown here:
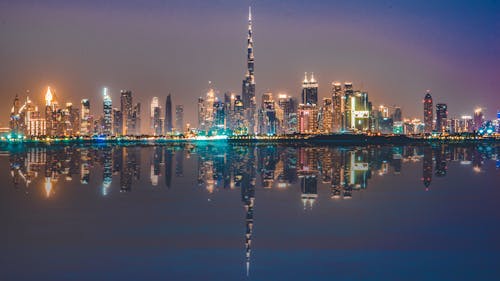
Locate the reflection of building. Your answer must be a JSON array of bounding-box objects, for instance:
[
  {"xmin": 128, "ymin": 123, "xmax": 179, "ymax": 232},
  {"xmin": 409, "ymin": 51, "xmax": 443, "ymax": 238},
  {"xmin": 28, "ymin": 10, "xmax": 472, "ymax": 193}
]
[{"xmin": 422, "ymin": 146, "xmax": 433, "ymax": 189}]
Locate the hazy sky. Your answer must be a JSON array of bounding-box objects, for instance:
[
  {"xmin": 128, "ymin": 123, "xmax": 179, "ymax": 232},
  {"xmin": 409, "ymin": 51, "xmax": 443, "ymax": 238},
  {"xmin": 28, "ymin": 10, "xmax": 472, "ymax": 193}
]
[{"xmin": 0, "ymin": 0, "xmax": 498, "ymax": 128}]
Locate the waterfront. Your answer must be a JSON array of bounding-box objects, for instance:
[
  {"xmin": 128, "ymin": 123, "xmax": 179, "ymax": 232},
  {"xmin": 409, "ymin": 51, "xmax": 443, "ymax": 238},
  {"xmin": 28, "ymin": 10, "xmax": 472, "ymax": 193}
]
[{"xmin": 2, "ymin": 143, "xmax": 500, "ymax": 280}]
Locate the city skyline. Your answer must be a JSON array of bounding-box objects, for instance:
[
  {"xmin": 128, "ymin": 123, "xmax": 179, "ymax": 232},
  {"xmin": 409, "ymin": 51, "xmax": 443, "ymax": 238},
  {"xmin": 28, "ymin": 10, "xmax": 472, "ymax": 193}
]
[{"xmin": 0, "ymin": 0, "xmax": 498, "ymax": 128}]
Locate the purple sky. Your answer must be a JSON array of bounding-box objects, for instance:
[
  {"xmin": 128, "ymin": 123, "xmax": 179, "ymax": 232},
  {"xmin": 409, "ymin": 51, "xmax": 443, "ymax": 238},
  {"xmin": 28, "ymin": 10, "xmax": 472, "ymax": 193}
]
[{"xmin": 0, "ymin": 0, "xmax": 499, "ymax": 128}]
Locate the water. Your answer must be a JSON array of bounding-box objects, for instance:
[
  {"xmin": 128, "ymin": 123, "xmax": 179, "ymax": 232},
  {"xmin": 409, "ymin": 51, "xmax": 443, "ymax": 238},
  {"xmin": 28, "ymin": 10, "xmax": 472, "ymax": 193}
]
[{"xmin": 1, "ymin": 143, "xmax": 499, "ymax": 281}]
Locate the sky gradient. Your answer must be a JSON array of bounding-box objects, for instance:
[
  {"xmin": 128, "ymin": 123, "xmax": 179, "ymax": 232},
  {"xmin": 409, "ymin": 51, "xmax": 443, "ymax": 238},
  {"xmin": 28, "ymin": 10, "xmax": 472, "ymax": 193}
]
[{"xmin": 0, "ymin": 0, "xmax": 498, "ymax": 128}]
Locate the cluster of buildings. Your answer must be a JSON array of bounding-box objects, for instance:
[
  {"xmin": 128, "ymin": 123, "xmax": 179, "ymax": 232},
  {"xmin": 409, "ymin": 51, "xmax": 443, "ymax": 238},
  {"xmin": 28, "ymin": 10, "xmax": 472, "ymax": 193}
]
[{"xmin": 6, "ymin": 6, "xmax": 499, "ymax": 139}]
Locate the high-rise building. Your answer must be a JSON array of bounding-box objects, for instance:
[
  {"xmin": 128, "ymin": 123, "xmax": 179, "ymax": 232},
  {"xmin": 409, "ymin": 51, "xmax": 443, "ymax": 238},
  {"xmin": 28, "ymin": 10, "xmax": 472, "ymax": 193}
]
[
  {"xmin": 103, "ymin": 88, "xmax": 112, "ymax": 136},
  {"xmin": 259, "ymin": 92, "xmax": 278, "ymax": 135},
  {"xmin": 165, "ymin": 94, "xmax": 173, "ymax": 134},
  {"xmin": 319, "ymin": 98, "xmax": 333, "ymax": 133},
  {"xmin": 423, "ymin": 91, "xmax": 433, "ymax": 133},
  {"xmin": 473, "ymin": 108, "xmax": 484, "ymax": 131},
  {"xmin": 332, "ymin": 82, "xmax": 343, "ymax": 133},
  {"xmin": 344, "ymin": 89, "xmax": 370, "ymax": 132},
  {"xmin": 393, "ymin": 107, "xmax": 402, "ymax": 122},
  {"xmin": 175, "ymin": 105, "xmax": 184, "ymax": 134},
  {"xmin": 301, "ymin": 72, "xmax": 318, "ymax": 106},
  {"xmin": 45, "ymin": 87, "xmax": 54, "ymax": 136},
  {"xmin": 298, "ymin": 104, "xmax": 319, "ymax": 134},
  {"xmin": 150, "ymin": 97, "xmax": 159, "ymax": 134},
  {"xmin": 277, "ymin": 94, "xmax": 296, "ymax": 134},
  {"xmin": 120, "ymin": 90, "xmax": 133, "ymax": 135},
  {"xmin": 242, "ymin": 7, "xmax": 256, "ymax": 134},
  {"xmin": 80, "ymin": 99, "xmax": 91, "ymax": 136},
  {"xmin": 436, "ymin": 103, "xmax": 448, "ymax": 133},
  {"xmin": 112, "ymin": 108, "xmax": 122, "ymax": 135},
  {"xmin": 131, "ymin": 102, "xmax": 141, "ymax": 135},
  {"xmin": 150, "ymin": 97, "xmax": 162, "ymax": 136}
]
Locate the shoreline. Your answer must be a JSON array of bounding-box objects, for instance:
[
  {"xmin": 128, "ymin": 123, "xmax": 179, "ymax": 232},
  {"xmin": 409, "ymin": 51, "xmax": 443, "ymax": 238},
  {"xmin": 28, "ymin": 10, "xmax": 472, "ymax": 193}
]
[{"xmin": 1, "ymin": 134, "xmax": 498, "ymax": 146}]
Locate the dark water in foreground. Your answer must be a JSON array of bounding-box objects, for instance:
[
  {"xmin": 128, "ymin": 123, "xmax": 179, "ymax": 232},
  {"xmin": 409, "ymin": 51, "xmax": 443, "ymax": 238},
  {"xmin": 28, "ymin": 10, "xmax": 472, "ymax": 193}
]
[{"xmin": 1, "ymin": 143, "xmax": 499, "ymax": 281}]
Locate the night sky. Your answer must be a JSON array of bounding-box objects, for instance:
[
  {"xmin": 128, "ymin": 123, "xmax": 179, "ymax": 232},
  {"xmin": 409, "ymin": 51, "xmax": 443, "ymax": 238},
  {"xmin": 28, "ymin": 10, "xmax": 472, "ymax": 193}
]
[{"xmin": 0, "ymin": 0, "xmax": 498, "ymax": 128}]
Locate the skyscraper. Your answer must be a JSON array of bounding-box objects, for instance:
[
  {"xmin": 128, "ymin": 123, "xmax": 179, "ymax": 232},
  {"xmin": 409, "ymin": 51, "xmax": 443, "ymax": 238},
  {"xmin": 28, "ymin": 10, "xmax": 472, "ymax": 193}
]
[
  {"xmin": 436, "ymin": 103, "xmax": 448, "ymax": 133},
  {"xmin": 473, "ymin": 108, "xmax": 483, "ymax": 131},
  {"xmin": 120, "ymin": 90, "xmax": 133, "ymax": 135},
  {"xmin": 45, "ymin": 87, "xmax": 54, "ymax": 136},
  {"xmin": 80, "ymin": 99, "xmax": 91, "ymax": 136},
  {"xmin": 165, "ymin": 94, "xmax": 173, "ymax": 134},
  {"xmin": 423, "ymin": 91, "xmax": 433, "ymax": 133},
  {"xmin": 332, "ymin": 82, "xmax": 343, "ymax": 133},
  {"xmin": 242, "ymin": 6, "xmax": 256, "ymax": 134},
  {"xmin": 175, "ymin": 105, "xmax": 184, "ymax": 134},
  {"xmin": 301, "ymin": 72, "xmax": 318, "ymax": 106},
  {"xmin": 319, "ymin": 98, "xmax": 333, "ymax": 133},
  {"xmin": 103, "ymin": 87, "xmax": 112, "ymax": 136},
  {"xmin": 150, "ymin": 97, "xmax": 162, "ymax": 136}
]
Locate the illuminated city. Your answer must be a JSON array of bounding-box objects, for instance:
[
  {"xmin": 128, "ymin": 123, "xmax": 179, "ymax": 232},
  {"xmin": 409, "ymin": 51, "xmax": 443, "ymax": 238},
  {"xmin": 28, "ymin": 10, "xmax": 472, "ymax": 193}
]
[{"xmin": 1, "ymin": 1, "xmax": 499, "ymax": 281}]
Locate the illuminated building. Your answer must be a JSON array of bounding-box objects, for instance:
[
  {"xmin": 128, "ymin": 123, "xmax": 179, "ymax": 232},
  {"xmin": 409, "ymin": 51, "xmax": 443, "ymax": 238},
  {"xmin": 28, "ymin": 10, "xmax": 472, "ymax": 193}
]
[
  {"xmin": 150, "ymin": 97, "xmax": 162, "ymax": 136},
  {"xmin": 103, "ymin": 88, "xmax": 112, "ymax": 136},
  {"xmin": 80, "ymin": 99, "xmax": 91, "ymax": 136},
  {"xmin": 302, "ymin": 72, "xmax": 318, "ymax": 106},
  {"xmin": 242, "ymin": 6, "xmax": 256, "ymax": 134},
  {"xmin": 473, "ymin": 108, "xmax": 483, "ymax": 131},
  {"xmin": 459, "ymin": 115, "xmax": 473, "ymax": 133},
  {"xmin": 232, "ymin": 95, "xmax": 246, "ymax": 135},
  {"xmin": 112, "ymin": 109, "xmax": 122, "ymax": 135},
  {"xmin": 436, "ymin": 103, "xmax": 448, "ymax": 133},
  {"xmin": 9, "ymin": 94, "xmax": 21, "ymax": 136},
  {"xmin": 45, "ymin": 87, "xmax": 55, "ymax": 136},
  {"xmin": 298, "ymin": 104, "xmax": 319, "ymax": 134},
  {"xmin": 259, "ymin": 92, "xmax": 278, "ymax": 135},
  {"xmin": 393, "ymin": 107, "xmax": 402, "ymax": 122},
  {"xmin": 319, "ymin": 98, "xmax": 333, "ymax": 133},
  {"xmin": 131, "ymin": 102, "xmax": 141, "ymax": 135},
  {"xmin": 331, "ymin": 82, "xmax": 343, "ymax": 132},
  {"xmin": 423, "ymin": 91, "xmax": 433, "ymax": 133},
  {"xmin": 165, "ymin": 94, "xmax": 173, "ymax": 134},
  {"xmin": 277, "ymin": 94, "xmax": 296, "ymax": 134},
  {"xmin": 175, "ymin": 105, "xmax": 184, "ymax": 134},
  {"xmin": 120, "ymin": 90, "xmax": 133, "ymax": 135},
  {"xmin": 213, "ymin": 99, "xmax": 226, "ymax": 133},
  {"xmin": 343, "ymin": 90, "xmax": 370, "ymax": 132}
]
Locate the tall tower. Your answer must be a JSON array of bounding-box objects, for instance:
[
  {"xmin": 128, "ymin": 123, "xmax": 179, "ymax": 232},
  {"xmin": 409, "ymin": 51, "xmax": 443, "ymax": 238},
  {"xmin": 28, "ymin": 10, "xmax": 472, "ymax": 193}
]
[
  {"xmin": 165, "ymin": 94, "xmax": 173, "ymax": 134},
  {"xmin": 120, "ymin": 90, "xmax": 133, "ymax": 135},
  {"xmin": 175, "ymin": 105, "xmax": 184, "ymax": 134},
  {"xmin": 423, "ymin": 91, "xmax": 433, "ymax": 133},
  {"xmin": 332, "ymin": 82, "xmax": 343, "ymax": 133},
  {"xmin": 103, "ymin": 87, "xmax": 113, "ymax": 136},
  {"xmin": 242, "ymin": 6, "xmax": 256, "ymax": 134},
  {"xmin": 301, "ymin": 72, "xmax": 318, "ymax": 106},
  {"xmin": 436, "ymin": 103, "xmax": 448, "ymax": 133},
  {"xmin": 45, "ymin": 87, "xmax": 54, "ymax": 136}
]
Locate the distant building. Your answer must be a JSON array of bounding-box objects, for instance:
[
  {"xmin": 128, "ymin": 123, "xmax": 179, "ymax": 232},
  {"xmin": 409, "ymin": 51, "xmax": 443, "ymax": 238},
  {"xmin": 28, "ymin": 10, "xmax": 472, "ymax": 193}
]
[
  {"xmin": 436, "ymin": 103, "xmax": 448, "ymax": 133},
  {"xmin": 298, "ymin": 104, "xmax": 319, "ymax": 134},
  {"xmin": 473, "ymin": 108, "xmax": 484, "ymax": 131},
  {"xmin": 120, "ymin": 90, "xmax": 133, "ymax": 135},
  {"xmin": 103, "ymin": 88, "xmax": 112, "ymax": 136},
  {"xmin": 331, "ymin": 82, "xmax": 343, "ymax": 132},
  {"xmin": 175, "ymin": 105, "xmax": 184, "ymax": 134},
  {"xmin": 423, "ymin": 91, "xmax": 433, "ymax": 133},
  {"xmin": 301, "ymin": 72, "xmax": 318, "ymax": 106},
  {"xmin": 319, "ymin": 98, "xmax": 333, "ymax": 133},
  {"xmin": 165, "ymin": 94, "xmax": 173, "ymax": 134},
  {"xmin": 81, "ymin": 99, "xmax": 91, "ymax": 136}
]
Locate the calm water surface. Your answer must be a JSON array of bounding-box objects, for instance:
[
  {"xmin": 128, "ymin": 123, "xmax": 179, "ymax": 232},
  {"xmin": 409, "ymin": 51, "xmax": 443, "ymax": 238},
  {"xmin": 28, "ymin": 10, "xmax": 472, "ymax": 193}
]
[{"xmin": 2, "ymin": 143, "xmax": 500, "ymax": 281}]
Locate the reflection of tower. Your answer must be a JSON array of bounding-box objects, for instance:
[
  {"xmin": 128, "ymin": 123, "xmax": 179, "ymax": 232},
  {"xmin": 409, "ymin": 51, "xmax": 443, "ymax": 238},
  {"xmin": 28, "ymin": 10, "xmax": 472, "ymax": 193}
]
[
  {"xmin": 241, "ymin": 148, "xmax": 256, "ymax": 277},
  {"xmin": 330, "ymin": 148, "xmax": 345, "ymax": 199},
  {"xmin": 298, "ymin": 148, "xmax": 318, "ymax": 208},
  {"xmin": 102, "ymin": 146, "xmax": 113, "ymax": 196},
  {"xmin": 435, "ymin": 146, "xmax": 447, "ymax": 177},
  {"xmin": 120, "ymin": 147, "xmax": 139, "ymax": 192},
  {"xmin": 151, "ymin": 146, "xmax": 162, "ymax": 186},
  {"xmin": 422, "ymin": 146, "xmax": 433, "ymax": 189},
  {"xmin": 164, "ymin": 148, "xmax": 173, "ymax": 188},
  {"xmin": 175, "ymin": 149, "xmax": 184, "ymax": 177},
  {"xmin": 80, "ymin": 148, "xmax": 91, "ymax": 184}
]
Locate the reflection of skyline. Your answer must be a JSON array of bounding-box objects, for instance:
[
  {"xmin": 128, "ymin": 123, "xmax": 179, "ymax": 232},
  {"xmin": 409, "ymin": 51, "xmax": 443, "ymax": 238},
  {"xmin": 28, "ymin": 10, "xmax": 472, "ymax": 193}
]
[
  {"xmin": 5, "ymin": 143, "xmax": 499, "ymax": 277},
  {"xmin": 7, "ymin": 144, "xmax": 499, "ymax": 198}
]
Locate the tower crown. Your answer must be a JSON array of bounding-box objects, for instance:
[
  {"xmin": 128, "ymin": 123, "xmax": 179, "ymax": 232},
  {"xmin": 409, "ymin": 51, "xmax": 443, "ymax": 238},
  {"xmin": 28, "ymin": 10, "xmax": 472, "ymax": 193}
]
[{"xmin": 45, "ymin": 87, "xmax": 53, "ymax": 106}]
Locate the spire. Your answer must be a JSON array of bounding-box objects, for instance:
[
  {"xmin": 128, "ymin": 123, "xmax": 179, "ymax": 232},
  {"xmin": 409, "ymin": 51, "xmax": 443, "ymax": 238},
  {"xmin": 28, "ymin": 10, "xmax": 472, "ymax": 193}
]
[
  {"xmin": 303, "ymin": 72, "xmax": 309, "ymax": 84},
  {"xmin": 45, "ymin": 86, "xmax": 53, "ymax": 106},
  {"xmin": 310, "ymin": 72, "xmax": 316, "ymax": 83},
  {"xmin": 249, "ymin": 6, "xmax": 252, "ymax": 21}
]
